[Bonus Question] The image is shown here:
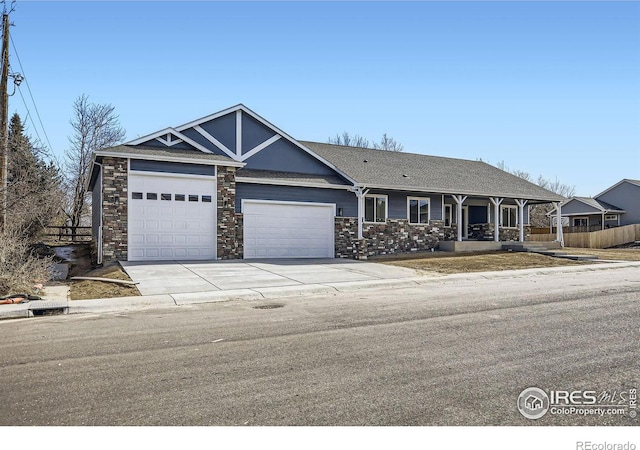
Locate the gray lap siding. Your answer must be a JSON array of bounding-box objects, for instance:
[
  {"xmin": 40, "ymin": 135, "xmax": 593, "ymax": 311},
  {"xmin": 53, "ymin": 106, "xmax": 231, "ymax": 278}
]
[{"xmin": 235, "ymin": 183, "xmax": 357, "ymax": 215}]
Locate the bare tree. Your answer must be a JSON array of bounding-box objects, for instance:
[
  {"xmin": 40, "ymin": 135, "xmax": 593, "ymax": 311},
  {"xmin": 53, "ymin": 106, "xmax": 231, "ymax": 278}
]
[
  {"xmin": 494, "ymin": 160, "xmax": 576, "ymax": 227},
  {"xmin": 64, "ymin": 94, "xmax": 125, "ymax": 229},
  {"xmin": 328, "ymin": 132, "xmax": 404, "ymax": 152},
  {"xmin": 373, "ymin": 133, "xmax": 404, "ymax": 152},
  {"xmin": 328, "ymin": 132, "xmax": 371, "ymax": 148}
]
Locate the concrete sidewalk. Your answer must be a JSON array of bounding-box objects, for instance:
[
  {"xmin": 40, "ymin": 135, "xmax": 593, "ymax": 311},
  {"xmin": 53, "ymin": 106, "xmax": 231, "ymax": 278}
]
[{"xmin": 2, "ymin": 260, "xmax": 639, "ymax": 320}]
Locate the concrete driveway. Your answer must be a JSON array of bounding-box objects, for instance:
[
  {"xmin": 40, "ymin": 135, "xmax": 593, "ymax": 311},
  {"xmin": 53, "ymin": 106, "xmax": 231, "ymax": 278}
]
[{"xmin": 121, "ymin": 258, "xmax": 418, "ymax": 296}]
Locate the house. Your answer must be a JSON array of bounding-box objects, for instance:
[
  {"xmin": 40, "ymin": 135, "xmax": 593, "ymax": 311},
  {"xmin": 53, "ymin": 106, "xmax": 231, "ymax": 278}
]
[
  {"xmin": 524, "ymin": 395, "xmax": 543, "ymax": 411},
  {"xmin": 555, "ymin": 179, "xmax": 640, "ymax": 230},
  {"xmin": 88, "ymin": 104, "xmax": 565, "ymax": 263}
]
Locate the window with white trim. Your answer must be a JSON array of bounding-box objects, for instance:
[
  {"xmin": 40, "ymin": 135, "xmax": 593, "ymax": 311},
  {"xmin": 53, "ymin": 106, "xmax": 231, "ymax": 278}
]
[
  {"xmin": 501, "ymin": 205, "xmax": 518, "ymax": 228},
  {"xmin": 573, "ymin": 217, "xmax": 588, "ymax": 227},
  {"xmin": 604, "ymin": 215, "xmax": 617, "ymax": 221},
  {"xmin": 444, "ymin": 204, "xmax": 453, "ymax": 227},
  {"xmin": 364, "ymin": 195, "xmax": 387, "ymax": 223},
  {"xmin": 408, "ymin": 197, "xmax": 430, "ymax": 224}
]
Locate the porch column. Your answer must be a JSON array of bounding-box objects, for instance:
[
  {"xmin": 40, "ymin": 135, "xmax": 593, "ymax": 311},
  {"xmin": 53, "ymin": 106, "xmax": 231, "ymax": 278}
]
[
  {"xmin": 452, "ymin": 195, "xmax": 467, "ymax": 242},
  {"xmin": 553, "ymin": 202, "xmax": 564, "ymax": 247},
  {"xmin": 353, "ymin": 187, "xmax": 369, "ymax": 240},
  {"xmin": 489, "ymin": 197, "xmax": 504, "ymax": 242},
  {"xmin": 602, "ymin": 212, "xmax": 605, "ymax": 231},
  {"xmin": 515, "ymin": 199, "xmax": 528, "ymax": 242}
]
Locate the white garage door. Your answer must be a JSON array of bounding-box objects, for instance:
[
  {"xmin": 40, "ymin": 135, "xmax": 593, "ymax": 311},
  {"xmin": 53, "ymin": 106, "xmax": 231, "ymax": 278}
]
[
  {"xmin": 128, "ymin": 173, "xmax": 216, "ymax": 261},
  {"xmin": 243, "ymin": 200, "xmax": 335, "ymax": 259}
]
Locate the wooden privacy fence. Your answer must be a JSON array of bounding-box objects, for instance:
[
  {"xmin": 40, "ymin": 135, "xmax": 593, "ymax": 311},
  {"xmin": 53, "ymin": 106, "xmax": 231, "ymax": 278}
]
[
  {"xmin": 531, "ymin": 225, "xmax": 606, "ymax": 234},
  {"xmin": 44, "ymin": 225, "xmax": 92, "ymax": 243},
  {"xmin": 528, "ymin": 224, "xmax": 640, "ymax": 249}
]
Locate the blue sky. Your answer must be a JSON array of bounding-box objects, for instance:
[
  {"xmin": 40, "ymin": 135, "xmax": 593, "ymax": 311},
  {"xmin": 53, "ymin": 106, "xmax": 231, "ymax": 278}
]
[{"xmin": 6, "ymin": 1, "xmax": 640, "ymax": 195}]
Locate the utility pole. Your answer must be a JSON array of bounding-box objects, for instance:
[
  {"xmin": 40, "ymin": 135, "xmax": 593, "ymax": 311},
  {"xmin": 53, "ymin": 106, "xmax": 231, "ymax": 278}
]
[{"xmin": 0, "ymin": 13, "xmax": 9, "ymax": 231}]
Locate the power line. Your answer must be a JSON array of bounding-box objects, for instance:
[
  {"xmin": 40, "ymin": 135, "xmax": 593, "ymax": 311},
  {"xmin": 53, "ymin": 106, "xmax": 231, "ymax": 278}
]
[{"xmin": 9, "ymin": 34, "xmax": 54, "ymax": 156}]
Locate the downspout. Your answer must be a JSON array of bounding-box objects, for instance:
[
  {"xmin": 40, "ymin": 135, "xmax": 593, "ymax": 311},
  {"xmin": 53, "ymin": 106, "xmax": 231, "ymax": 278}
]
[{"xmin": 93, "ymin": 160, "xmax": 104, "ymax": 265}]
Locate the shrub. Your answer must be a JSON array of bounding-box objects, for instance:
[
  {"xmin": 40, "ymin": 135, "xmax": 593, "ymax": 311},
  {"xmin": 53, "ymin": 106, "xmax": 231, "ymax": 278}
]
[{"xmin": 0, "ymin": 230, "xmax": 53, "ymax": 295}]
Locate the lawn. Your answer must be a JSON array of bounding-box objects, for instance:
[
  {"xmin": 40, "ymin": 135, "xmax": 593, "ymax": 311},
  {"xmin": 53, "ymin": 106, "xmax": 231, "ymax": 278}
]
[
  {"xmin": 381, "ymin": 251, "xmax": 588, "ymax": 275},
  {"xmin": 69, "ymin": 262, "xmax": 140, "ymax": 300},
  {"xmin": 560, "ymin": 247, "xmax": 640, "ymax": 261}
]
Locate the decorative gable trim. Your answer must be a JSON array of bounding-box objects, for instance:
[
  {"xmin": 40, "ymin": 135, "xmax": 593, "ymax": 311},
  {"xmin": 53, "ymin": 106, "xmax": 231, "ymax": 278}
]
[
  {"xmin": 177, "ymin": 104, "xmax": 358, "ymax": 185},
  {"xmin": 194, "ymin": 125, "xmax": 236, "ymax": 159},
  {"xmin": 127, "ymin": 127, "xmax": 214, "ymax": 154}
]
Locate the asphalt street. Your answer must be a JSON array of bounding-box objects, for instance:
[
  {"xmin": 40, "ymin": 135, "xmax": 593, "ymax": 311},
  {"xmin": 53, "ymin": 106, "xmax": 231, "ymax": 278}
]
[{"xmin": 0, "ymin": 266, "xmax": 638, "ymax": 426}]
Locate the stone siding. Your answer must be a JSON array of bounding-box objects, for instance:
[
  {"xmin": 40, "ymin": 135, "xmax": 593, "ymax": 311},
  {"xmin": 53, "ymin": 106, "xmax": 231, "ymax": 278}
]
[
  {"xmin": 335, "ymin": 217, "xmax": 359, "ymax": 258},
  {"xmin": 335, "ymin": 217, "xmax": 444, "ymax": 259},
  {"xmin": 217, "ymin": 166, "xmax": 242, "ymax": 259},
  {"xmin": 468, "ymin": 223, "xmax": 531, "ymax": 242},
  {"xmin": 101, "ymin": 157, "xmax": 128, "ymax": 262}
]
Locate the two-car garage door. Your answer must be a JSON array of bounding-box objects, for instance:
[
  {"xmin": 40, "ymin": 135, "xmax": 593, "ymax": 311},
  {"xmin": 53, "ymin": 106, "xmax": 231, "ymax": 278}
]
[{"xmin": 242, "ymin": 200, "xmax": 335, "ymax": 259}]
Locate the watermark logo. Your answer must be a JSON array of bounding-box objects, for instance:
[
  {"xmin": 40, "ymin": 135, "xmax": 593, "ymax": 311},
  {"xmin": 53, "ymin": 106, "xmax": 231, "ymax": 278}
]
[
  {"xmin": 517, "ymin": 387, "xmax": 550, "ymax": 419},
  {"xmin": 517, "ymin": 386, "xmax": 637, "ymax": 420}
]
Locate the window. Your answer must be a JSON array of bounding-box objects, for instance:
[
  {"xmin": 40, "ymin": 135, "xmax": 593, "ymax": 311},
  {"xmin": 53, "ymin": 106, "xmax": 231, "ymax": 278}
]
[
  {"xmin": 444, "ymin": 204, "xmax": 453, "ymax": 227},
  {"xmin": 408, "ymin": 197, "xmax": 430, "ymax": 224},
  {"xmin": 202, "ymin": 195, "xmax": 212, "ymax": 203},
  {"xmin": 364, "ymin": 195, "xmax": 387, "ymax": 223},
  {"xmin": 189, "ymin": 195, "xmax": 199, "ymax": 202},
  {"xmin": 175, "ymin": 194, "xmax": 185, "ymax": 201},
  {"xmin": 146, "ymin": 193, "xmax": 157, "ymax": 200},
  {"xmin": 573, "ymin": 217, "xmax": 588, "ymax": 227},
  {"xmin": 161, "ymin": 193, "xmax": 172, "ymax": 201},
  {"xmin": 604, "ymin": 215, "xmax": 617, "ymax": 221},
  {"xmin": 132, "ymin": 192, "xmax": 143, "ymax": 200},
  {"xmin": 501, "ymin": 205, "xmax": 518, "ymax": 228}
]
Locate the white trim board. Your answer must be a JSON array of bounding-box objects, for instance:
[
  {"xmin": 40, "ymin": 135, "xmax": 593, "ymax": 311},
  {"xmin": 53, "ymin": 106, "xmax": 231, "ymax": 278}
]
[
  {"xmin": 94, "ymin": 151, "xmax": 245, "ymax": 168},
  {"xmin": 235, "ymin": 176, "xmax": 353, "ymax": 190},
  {"xmin": 241, "ymin": 198, "xmax": 337, "ymax": 214}
]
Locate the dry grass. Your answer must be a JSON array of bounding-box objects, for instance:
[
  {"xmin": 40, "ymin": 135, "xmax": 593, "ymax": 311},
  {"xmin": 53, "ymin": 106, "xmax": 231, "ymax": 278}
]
[
  {"xmin": 69, "ymin": 262, "xmax": 140, "ymax": 300},
  {"xmin": 561, "ymin": 247, "xmax": 640, "ymax": 261},
  {"xmin": 0, "ymin": 231, "xmax": 53, "ymax": 295},
  {"xmin": 382, "ymin": 251, "xmax": 587, "ymax": 275}
]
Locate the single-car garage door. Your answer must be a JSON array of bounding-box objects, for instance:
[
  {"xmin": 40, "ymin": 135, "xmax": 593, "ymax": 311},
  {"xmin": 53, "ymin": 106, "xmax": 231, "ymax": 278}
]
[
  {"xmin": 242, "ymin": 200, "xmax": 335, "ymax": 259},
  {"xmin": 128, "ymin": 173, "xmax": 216, "ymax": 261}
]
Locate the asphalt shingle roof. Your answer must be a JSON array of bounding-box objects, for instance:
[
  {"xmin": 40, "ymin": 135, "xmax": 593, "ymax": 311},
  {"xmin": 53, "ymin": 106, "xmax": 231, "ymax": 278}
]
[
  {"xmin": 571, "ymin": 197, "xmax": 625, "ymax": 213},
  {"xmin": 301, "ymin": 141, "xmax": 565, "ymax": 202}
]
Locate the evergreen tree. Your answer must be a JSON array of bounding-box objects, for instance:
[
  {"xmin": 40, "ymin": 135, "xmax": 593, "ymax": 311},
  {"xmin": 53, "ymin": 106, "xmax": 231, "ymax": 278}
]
[{"xmin": 5, "ymin": 113, "xmax": 63, "ymax": 238}]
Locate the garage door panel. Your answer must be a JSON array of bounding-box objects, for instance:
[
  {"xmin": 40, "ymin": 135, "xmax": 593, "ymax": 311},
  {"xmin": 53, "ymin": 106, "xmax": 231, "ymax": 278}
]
[
  {"xmin": 128, "ymin": 173, "xmax": 216, "ymax": 261},
  {"xmin": 243, "ymin": 201, "xmax": 334, "ymax": 259}
]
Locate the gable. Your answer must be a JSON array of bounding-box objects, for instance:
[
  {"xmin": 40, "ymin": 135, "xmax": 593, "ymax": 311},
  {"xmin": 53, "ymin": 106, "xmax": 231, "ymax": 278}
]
[
  {"xmin": 561, "ymin": 198, "xmax": 603, "ymax": 215},
  {"xmin": 596, "ymin": 180, "xmax": 640, "ymax": 211},
  {"xmin": 242, "ymin": 138, "xmax": 337, "ymax": 175},
  {"xmin": 124, "ymin": 104, "xmax": 352, "ymax": 180}
]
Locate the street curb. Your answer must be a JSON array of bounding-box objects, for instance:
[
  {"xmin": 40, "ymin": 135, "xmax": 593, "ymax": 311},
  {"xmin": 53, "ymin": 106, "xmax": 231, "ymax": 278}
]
[
  {"xmin": 171, "ymin": 289, "xmax": 263, "ymax": 305},
  {"xmin": 0, "ymin": 304, "xmax": 30, "ymax": 320},
  {"xmin": 69, "ymin": 295, "xmax": 176, "ymax": 314},
  {"xmin": 325, "ymin": 278, "xmax": 423, "ymax": 292},
  {"xmin": 250, "ymin": 284, "xmax": 338, "ymax": 299}
]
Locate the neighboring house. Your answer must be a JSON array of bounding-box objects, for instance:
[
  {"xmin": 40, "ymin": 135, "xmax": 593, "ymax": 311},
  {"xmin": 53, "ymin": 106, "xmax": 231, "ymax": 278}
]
[
  {"xmin": 555, "ymin": 179, "xmax": 640, "ymax": 230},
  {"xmin": 88, "ymin": 104, "xmax": 564, "ymax": 262}
]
